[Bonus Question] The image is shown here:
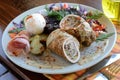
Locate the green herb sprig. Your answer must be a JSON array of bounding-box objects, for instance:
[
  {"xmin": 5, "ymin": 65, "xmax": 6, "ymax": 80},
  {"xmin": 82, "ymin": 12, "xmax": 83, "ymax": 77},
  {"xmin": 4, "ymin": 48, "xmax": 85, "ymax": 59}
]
[
  {"xmin": 45, "ymin": 5, "xmax": 63, "ymax": 20},
  {"xmin": 45, "ymin": 5, "xmax": 70, "ymax": 21},
  {"xmin": 8, "ymin": 27, "xmax": 25, "ymax": 33},
  {"xmin": 87, "ymin": 11, "xmax": 103, "ymax": 19},
  {"xmin": 96, "ymin": 32, "xmax": 115, "ymax": 42},
  {"xmin": 47, "ymin": 10, "xmax": 64, "ymax": 20}
]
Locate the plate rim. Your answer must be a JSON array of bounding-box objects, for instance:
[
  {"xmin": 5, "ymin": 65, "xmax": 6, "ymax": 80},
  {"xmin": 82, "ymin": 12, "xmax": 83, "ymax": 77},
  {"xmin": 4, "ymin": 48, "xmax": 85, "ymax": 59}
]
[{"xmin": 2, "ymin": 3, "xmax": 117, "ymax": 74}]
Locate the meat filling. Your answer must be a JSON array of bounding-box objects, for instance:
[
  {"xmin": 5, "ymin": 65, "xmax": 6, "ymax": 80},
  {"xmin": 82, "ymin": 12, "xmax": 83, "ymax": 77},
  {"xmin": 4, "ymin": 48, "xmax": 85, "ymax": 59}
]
[{"xmin": 64, "ymin": 40, "xmax": 78, "ymax": 61}]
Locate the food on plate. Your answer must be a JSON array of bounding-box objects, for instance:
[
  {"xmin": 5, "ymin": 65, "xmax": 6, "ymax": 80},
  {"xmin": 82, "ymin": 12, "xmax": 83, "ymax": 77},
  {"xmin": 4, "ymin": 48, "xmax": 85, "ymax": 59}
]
[
  {"xmin": 7, "ymin": 30, "xmax": 30, "ymax": 56},
  {"xmin": 6, "ymin": 3, "xmax": 115, "ymax": 68},
  {"xmin": 60, "ymin": 14, "xmax": 85, "ymax": 29},
  {"xmin": 43, "ymin": 4, "xmax": 84, "ymax": 34},
  {"xmin": 60, "ymin": 14, "xmax": 96, "ymax": 48},
  {"xmin": 38, "ymin": 34, "xmax": 49, "ymax": 46},
  {"xmin": 43, "ymin": 15, "xmax": 60, "ymax": 34},
  {"xmin": 46, "ymin": 29, "xmax": 80, "ymax": 63},
  {"xmin": 30, "ymin": 35, "xmax": 45, "ymax": 54},
  {"xmin": 24, "ymin": 13, "xmax": 46, "ymax": 34}
]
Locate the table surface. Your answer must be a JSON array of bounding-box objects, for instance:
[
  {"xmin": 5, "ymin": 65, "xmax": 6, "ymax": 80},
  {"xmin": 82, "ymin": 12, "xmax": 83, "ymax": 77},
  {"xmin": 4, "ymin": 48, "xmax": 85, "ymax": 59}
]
[{"xmin": 0, "ymin": 0, "xmax": 115, "ymax": 80}]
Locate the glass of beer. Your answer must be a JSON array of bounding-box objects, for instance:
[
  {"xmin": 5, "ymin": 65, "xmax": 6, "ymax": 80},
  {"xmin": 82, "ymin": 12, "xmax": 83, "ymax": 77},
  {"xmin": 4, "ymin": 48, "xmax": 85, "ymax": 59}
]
[{"xmin": 102, "ymin": 0, "xmax": 120, "ymax": 22}]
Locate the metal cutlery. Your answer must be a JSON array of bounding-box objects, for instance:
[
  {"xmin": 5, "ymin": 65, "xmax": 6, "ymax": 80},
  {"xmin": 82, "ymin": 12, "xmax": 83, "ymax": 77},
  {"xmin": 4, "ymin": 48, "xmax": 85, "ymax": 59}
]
[
  {"xmin": 100, "ymin": 58, "xmax": 120, "ymax": 80},
  {"xmin": 77, "ymin": 56, "xmax": 111, "ymax": 80}
]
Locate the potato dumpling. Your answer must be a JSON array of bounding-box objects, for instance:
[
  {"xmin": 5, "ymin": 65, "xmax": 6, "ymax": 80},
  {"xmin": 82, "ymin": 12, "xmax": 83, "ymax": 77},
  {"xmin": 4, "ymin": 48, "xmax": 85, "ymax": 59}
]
[
  {"xmin": 24, "ymin": 13, "xmax": 46, "ymax": 35},
  {"xmin": 30, "ymin": 35, "xmax": 45, "ymax": 54}
]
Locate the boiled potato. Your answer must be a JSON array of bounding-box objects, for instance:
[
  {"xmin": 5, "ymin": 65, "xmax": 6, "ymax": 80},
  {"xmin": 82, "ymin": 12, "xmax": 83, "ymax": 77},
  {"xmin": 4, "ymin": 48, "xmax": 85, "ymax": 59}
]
[
  {"xmin": 24, "ymin": 13, "xmax": 46, "ymax": 35},
  {"xmin": 30, "ymin": 35, "xmax": 45, "ymax": 54}
]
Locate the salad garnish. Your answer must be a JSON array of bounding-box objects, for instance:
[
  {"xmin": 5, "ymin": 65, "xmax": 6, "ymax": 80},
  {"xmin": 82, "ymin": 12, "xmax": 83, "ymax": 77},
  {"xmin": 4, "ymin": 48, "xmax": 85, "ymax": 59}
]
[
  {"xmin": 8, "ymin": 22, "xmax": 25, "ymax": 33},
  {"xmin": 96, "ymin": 32, "xmax": 115, "ymax": 42},
  {"xmin": 86, "ymin": 11, "xmax": 103, "ymax": 19}
]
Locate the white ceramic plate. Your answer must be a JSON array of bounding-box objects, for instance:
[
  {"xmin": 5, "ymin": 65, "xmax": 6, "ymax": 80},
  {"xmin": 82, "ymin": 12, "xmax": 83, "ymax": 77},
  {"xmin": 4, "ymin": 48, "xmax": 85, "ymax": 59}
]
[{"xmin": 2, "ymin": 3, "xmax": 117, "ymax": 74}]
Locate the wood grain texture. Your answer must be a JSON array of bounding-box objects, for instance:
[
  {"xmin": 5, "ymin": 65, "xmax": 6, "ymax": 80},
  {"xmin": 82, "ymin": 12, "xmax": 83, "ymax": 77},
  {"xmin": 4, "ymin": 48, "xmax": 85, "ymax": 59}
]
[
  {"xmin": 0, "ymin": 1, "xmax": 21, "ymax": 27},
  {"xmin": 0, "ymin": 0, "xmax": 102, "ymax": 27}
]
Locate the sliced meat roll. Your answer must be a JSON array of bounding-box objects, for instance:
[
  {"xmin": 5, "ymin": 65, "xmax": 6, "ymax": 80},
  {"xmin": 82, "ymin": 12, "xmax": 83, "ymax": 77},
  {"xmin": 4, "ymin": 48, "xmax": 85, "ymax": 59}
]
[
  {"xmin": 60, "ymin": 14, "xmax": 85, "ymax": 30},
  {"xmin": 46, "ymin": 29, "xmax": 80, "ymax": 63},
  {"xmin": 7, "ymin": 30, "xmax": 30, "ymax": 56},
  {"xmin": 60, "ymin": 14, "xmax": 96, "ymax": 49}
]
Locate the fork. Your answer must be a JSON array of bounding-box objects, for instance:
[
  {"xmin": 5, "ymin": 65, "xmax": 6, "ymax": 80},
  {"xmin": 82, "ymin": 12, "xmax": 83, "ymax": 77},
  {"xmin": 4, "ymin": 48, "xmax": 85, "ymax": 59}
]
[{"xmin": 100, "ymin": 59, "xmax": 120, "ymax": 80}]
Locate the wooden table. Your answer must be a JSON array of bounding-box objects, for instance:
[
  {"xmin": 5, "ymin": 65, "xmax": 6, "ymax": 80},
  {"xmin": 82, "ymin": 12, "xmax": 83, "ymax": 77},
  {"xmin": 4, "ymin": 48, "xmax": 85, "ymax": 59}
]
[{"xmin": 0, "ymin": 0, "xmax": 107, "ymax": 80}]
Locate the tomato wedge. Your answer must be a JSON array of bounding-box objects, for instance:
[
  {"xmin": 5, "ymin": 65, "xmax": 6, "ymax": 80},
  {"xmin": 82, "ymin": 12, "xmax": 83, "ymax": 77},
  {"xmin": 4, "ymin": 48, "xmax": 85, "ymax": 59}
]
[{"xmin": 92, "ymin": 25, "xmax": 105, "ymax": 31}]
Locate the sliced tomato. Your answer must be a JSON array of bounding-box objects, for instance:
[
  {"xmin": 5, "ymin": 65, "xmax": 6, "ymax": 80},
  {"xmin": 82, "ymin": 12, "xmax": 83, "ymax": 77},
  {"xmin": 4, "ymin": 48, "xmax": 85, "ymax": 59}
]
[
  {"xmin": 63, "ymin": 3, "xmax": 69, "ymax": 9},
  {"xmin": 9, "ymin": 33, "xmax": 17, "ymax": 38},
  {"xmin": 92, "ymin": 25, "xmax": 105, "ymax": 31}
]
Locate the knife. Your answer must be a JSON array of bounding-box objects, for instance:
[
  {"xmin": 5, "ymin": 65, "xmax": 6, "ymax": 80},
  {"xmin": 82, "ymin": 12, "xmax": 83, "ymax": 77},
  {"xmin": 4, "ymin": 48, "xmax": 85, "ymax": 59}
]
[{"xmin": 77, "ymin": 56, "xmax": 111, "ymax": 80}]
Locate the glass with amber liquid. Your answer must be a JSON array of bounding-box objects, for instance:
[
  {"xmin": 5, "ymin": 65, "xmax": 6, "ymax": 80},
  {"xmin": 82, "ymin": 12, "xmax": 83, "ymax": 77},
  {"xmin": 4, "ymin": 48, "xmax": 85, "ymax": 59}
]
[{"xmin": 102, "ymin": 0, "xmax": 120, "ymax": 22}]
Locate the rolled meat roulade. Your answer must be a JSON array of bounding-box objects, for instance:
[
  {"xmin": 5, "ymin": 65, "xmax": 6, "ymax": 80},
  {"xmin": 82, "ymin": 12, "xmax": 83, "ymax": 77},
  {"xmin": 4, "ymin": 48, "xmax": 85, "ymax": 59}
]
[
  {"xmin": 7, "ymin": 30, "xmax": 30, "ymax": 56},
  {"xmin": 60, "ymin": 14, "xmax": 96, "ymax": 49},
  {"xmin": 46, "ymin": 29, "xmax": 80, "ymax": 63}
]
